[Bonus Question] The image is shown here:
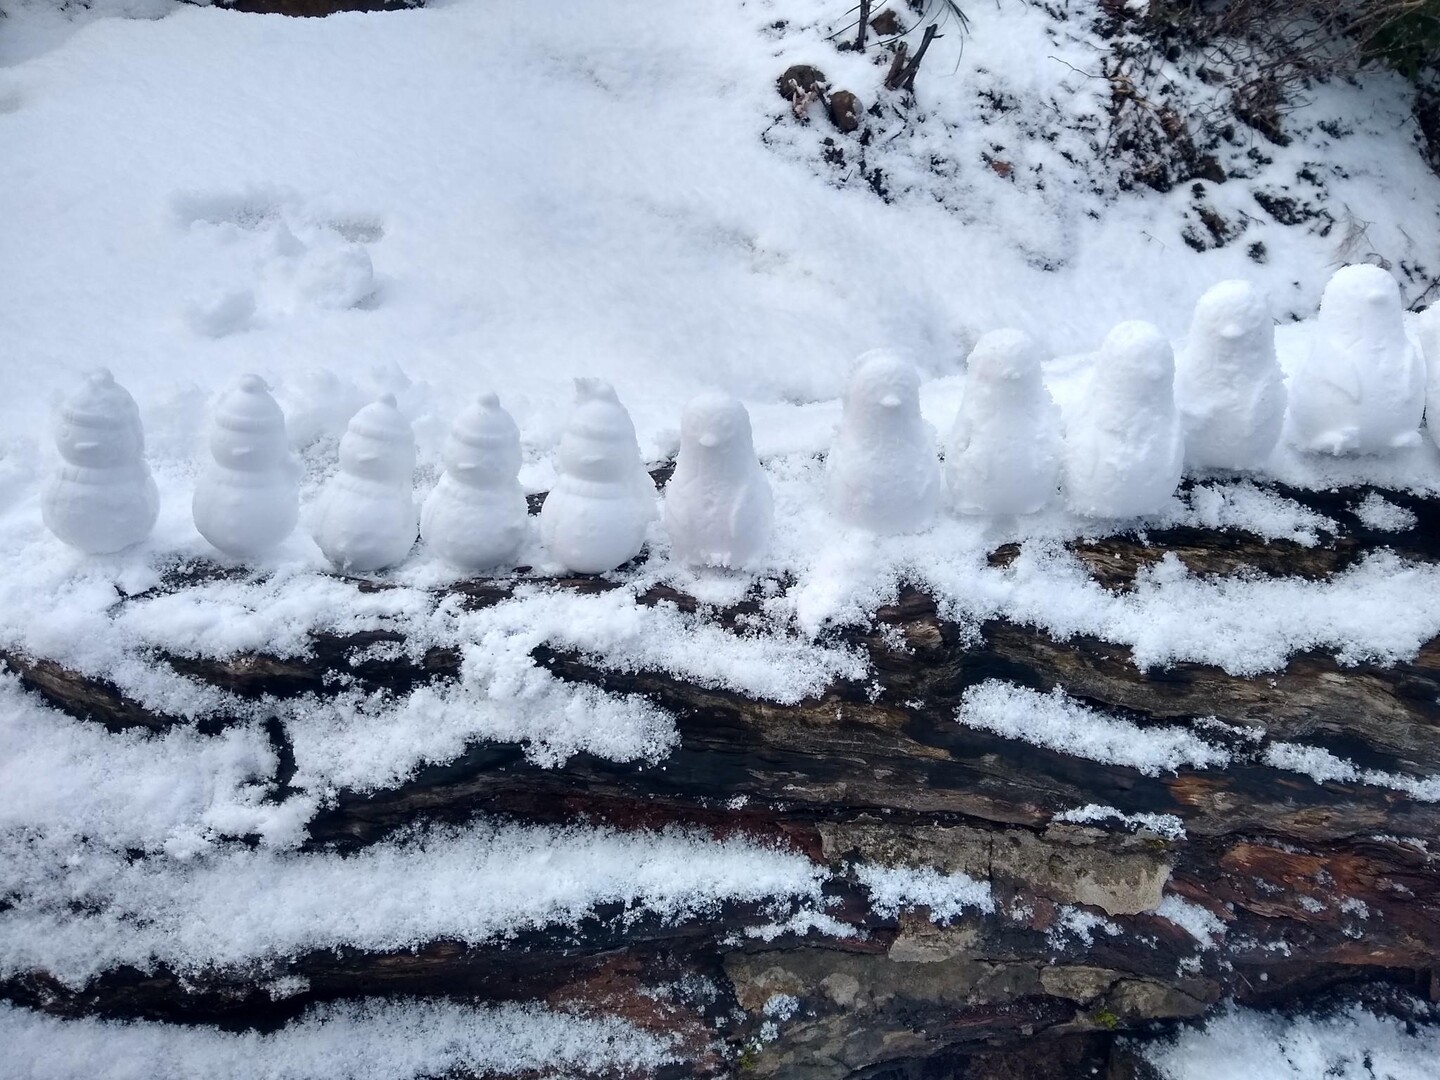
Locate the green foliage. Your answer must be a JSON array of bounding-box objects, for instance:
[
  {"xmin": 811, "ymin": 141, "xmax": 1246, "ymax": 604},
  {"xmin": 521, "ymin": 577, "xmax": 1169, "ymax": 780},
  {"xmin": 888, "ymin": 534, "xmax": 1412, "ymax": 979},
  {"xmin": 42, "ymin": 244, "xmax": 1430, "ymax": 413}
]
[{"xmin": 1357, "ymin": 0, "xmax": 1440, "ymax": 81}]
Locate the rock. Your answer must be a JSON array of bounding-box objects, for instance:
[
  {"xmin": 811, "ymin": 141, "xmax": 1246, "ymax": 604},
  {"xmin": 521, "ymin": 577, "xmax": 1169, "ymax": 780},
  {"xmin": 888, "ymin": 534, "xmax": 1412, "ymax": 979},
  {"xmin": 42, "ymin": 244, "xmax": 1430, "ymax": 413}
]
[
  {"xmin": 871, "ymin": 8, "xmax": 902, "ymax": 36},
  {"xmin": 829, "ymin": 90, "xmax": 861, "ymax": 133},
  {"xmin": 776, "ymin": 64, "xmax": 827, "ymax": 103}
]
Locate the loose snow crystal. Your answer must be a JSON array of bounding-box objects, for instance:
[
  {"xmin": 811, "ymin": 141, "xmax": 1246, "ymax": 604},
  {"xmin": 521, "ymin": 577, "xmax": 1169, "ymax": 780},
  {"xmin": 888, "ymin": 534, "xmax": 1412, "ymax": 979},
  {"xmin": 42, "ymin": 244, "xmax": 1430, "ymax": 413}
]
[
  {"xmin": 312, "ymin": 394, "xmax": 417, "ymax": 572},
  {"xmin": 540, "ymin": 378, "xmax": 657, "ymax": 574},
  {"xmin": 827, "ymin": 351, "xmax": 940, "ymax": 533},
  {"xmin": 41, "ymin": 368, "xmax": 159, "ymax": 554},
  {"xmin": 1065, "ymin": 321, "xmax": 1184, "ymax": 518},
  {"xmin": 1175, "ymin": 280, "xmax": 1285, "ymax": 471},
  {"xmin": 420, "ymin": 393, "xmax": 529, "ymax": 572},
  {"xmin": 192, "ymin": 374, "xmax": 301, "ymax": 558},
  {"xmin": 1286, "ymin": 264, "xmax": 1425, "ymax": 455},
  {"xmin": 663, "ymin": 392, "xmax": 773, "ymax": 568},
  {"xmin": 945, "ymin": 329, "xmax": 1061, "ymax": 515}
]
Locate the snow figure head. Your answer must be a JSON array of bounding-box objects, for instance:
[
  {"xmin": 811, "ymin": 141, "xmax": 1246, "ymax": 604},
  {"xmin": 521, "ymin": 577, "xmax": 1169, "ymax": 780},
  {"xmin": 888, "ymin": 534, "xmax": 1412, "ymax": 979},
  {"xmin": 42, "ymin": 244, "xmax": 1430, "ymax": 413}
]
[
  {"xmin": 1093, "ymin": 321, "xmax": 1175, "ymax": 410},
  {"xmin": 54, "ymin": 368, "xmax": 145, "ymax": 468},
  {"xmin": 845, "ymin": 350, "xmax": 923, "ymax": 425},
  {"xmin": 1187, "ymin": 280, "xmax": 1273, "ymax": 368},
  {"xmin": 680, "ymin": 392, "xmax": 755, "ymax": 472},
  {"xmin": 338, "ymin": 393, "xmax": 415, "ymax": 484},
  {"xmin": 967, "ymin": 329, "xmax": 1045, "ymax": 393},
  {"xmin": 443, "ymin": 392, "xmax": 522, "ymax": 487},
  {"xmin": 1318, "ymin": 264, "xmax": 1405, "ymax": 350},
  {"xmin": 556, "ymin": 378, "xmax": 642, "ymax": 483},
  {"xmin": 209, "ymin": 374, "xmax": 290, "ymax": 472}
]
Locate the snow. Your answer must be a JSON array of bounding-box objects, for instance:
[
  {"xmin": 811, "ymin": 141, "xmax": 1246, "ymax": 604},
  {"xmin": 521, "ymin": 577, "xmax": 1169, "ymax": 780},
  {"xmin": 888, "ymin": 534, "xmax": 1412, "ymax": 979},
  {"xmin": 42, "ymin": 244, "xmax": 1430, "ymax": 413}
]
[
  {"xmin": 1054, "ymin": 804, "xmax": 1186, "ymax": 840},
  {"xmin": 312, "ymin": 394, "xmax": 418, "ymax": 572},
  {"xmin": 1263, "ymin": 741, "xmax": 1440, "ymax": 801},
  {"xmin": 1155, "ymin": 894, "xmax": 1227, "ymax": 949},
  {"xmin": 855, "ymin": 863, "xmax": 996, "ymax": 922},
  {"xmin": 1353, "ymin": 491, "xmax": 1418, "ymax": 532}
]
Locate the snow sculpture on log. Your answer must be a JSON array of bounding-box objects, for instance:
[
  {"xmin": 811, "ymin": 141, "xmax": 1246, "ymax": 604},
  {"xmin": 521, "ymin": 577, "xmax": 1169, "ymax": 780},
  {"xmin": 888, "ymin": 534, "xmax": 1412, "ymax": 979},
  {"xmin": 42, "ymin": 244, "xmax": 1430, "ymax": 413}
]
[
  {"xmin": 42, "ymin": 368, "xmax": 159, "ymax": 554},
  {"xmin": 1065, "ymin": 321, "xmax": 1184, "ymax": 518},
  {"xmin": 828, "ymin": 350, "xmax": 940, "ymax": 534},
  {"xmin": 540, "ymin": 378, "xmax": 657, "ymax": 574},
  {"xmin": 1175, "ymin": 280, "xmax": 1285, "ymax": 471},
  {"xmin": 312, "ymin": 394, "xmax": 417, "ymax": 572},
  {"xmin": 1418, "ymin": 304, "xmax": 1440, "ymax": 451},
  {"xmin": 192, "ymin": 374, "xmax": 300, "ymax": 558},
  {"xmin": 945, "ymin": 329, "xmax": 1061, "ymax": 515},
  {"xmin": 1286, "ymin": 264, "xmax": 1424, "ymax": 455},
  {"xmin": 420, "ymin": 392, "xmax": 528, "ymax": 572},
  {"xmin": 664, "ymin": 392, "xmax": 773, "ymax": 568}
]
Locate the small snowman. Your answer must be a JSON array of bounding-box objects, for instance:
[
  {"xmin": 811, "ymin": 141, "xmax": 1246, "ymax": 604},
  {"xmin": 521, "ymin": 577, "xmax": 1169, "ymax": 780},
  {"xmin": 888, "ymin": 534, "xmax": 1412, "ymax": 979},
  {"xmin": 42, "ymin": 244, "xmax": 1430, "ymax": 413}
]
[
  {"xmin": 664, "ymin": 392, "xmax": 773, "ymax": 568},
  {"xmin": 1420, "ymin": 303, "xmax": 1440, "ymax": 450},
  {"xmin": 945, "ymin": 329, "xmax": 1061, "ymax": 515},
  {"xmin": 420, "ymin": 392, "xmax": 529, "ymax": 572},
  {"xmin": 540, "ymin": 378, "xmax": 657, "ymax": 574},
  {"xmin": 192, "ymin": 374, "xmax": 301, "ymax": 559},
  {"xmin": 1175, "ymin": 280, "xmax": 1285, "ymax": 472},
  {"xmin": 312, "ymin": 394, "xmax": 417, "ymax": 572},
  {"xmin": 1065, "ymin": 321, "xmax": 1185, "ymax": 518},
  {"xmin": 42, "ymin": 368, "xmax": 159, "ymax": 554},
  {"xmin": 1287, "ymin": 264, "xmax": 1424, "ymax": 455},
  {"xmin": 827, "ymin": 350, "xmax": 940, "ymax": 534}
]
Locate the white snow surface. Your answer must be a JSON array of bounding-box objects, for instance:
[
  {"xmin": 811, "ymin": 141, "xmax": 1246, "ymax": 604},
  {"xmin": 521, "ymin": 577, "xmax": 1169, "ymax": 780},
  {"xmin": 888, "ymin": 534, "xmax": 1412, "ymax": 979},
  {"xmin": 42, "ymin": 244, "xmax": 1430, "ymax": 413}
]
[{"xmin": 855, "ymin": 863, "xmax": 996, "ymax": 922}]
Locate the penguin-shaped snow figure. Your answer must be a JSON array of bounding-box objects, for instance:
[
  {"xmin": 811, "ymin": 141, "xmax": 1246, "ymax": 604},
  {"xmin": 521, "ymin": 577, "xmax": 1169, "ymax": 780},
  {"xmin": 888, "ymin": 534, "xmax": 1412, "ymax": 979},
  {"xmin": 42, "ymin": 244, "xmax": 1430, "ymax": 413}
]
[
  {"xmin": 1175, "ymin": 280, "xmax": 1285, "ymax": 472},
  {"xmin": 1286, "ymin": 264, "xmax": 1424, "ymax": 455},
  {"xmin": 192, "ymin": 374, "xmax": 301, "ymax": 559},
  {"xmin": 42, "ymin": 368, "xmax": 159, "ymax": 554},
  {"xmin": 540, "ymin": 378, "xmax": 657, "ymax": 574},
  {"xmin": 827, "ymin": 351, "xmax": 940, "ymax": 534},
  {"xmin": 663, "ymin": 392, "xmax": 773, "ymax": 568},
  {"xmin": 1065, "ymin": 321, "xmax": 1185, "ymax": 518},
  {"xmin": 945, "ymin": 329, "xmax": 1061, "ymax": 515},
  {"xmin": 312, "ymin": 393, "xmax": 417, "ymax": 572},
  {"xmin": 420, "ymin": 392, "xmax": 529, "ymax": 572}
]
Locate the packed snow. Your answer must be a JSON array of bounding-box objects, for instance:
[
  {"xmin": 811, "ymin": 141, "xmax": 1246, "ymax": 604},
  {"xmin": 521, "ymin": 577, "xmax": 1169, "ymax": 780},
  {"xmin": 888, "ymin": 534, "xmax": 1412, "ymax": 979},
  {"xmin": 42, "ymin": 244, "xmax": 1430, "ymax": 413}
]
[{"xmin": 312, "ymin": 394, "xmax": 418, "ymax": 572}]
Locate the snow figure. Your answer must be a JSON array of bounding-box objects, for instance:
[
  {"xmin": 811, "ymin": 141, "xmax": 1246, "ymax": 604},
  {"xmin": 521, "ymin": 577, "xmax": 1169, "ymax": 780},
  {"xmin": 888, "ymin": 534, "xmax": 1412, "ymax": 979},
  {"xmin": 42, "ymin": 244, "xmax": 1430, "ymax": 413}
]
[
  {"xmin": 1065, "ymin": 321, "xmax": 1185, "ymax": 518},
  {"xmin": 1286, "ymin": 264, "xmax": 1424, "ymax": 455},
  {"xmin": 1416, "ymin": 304, "xmax": 1440, "ymax": 450},
  {"xmin": 540, "ymin": 378, "xmax": 657, "ymax": 574},
  {"xmin": 192, "ymin": 374, "xmax": 301, "ymax": 558},
  {"xmin": 827, "ymin": 350, "xmax": 940, "ymax": 534},
  {"xmin": 42, "ymin": 368, "xmax": 159, "ymax": 554},
  {"xmin": 1175, "ymin": 280, "xmax": 1285, "ymax": 471},
  {"xmin": 663, "ymin": 392, "xmax": 773, "ymax": 568},
  {"xmin": 420, "ymin": 392, "xmax": 529, "ymax": 572},
  {"xmin": 945, "ymin": 329, "xmax": 1061, "ymax": 515},
  {"xmin": 312, "ymin": 393, "xmax": 417, "ymax": 572}
]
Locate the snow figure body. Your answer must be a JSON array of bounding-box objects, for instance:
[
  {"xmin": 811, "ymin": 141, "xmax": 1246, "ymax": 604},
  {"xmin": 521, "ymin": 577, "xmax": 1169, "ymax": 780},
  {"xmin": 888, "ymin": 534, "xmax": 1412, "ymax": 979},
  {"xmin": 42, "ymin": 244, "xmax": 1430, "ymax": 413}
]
[
  {"xmin": 540, "ymin": 378, "xmax": 657, "ymax": 574},
  {"xmin": 1286, "ymin": 264, "xmax": 1424, "ymax": 455},
  {"xmin": 42, "ymin": 368, "xmax": 159, "ymax": 554},
  {"xmin": 420, "ymin": 392, "xmax": 529, "ymax": 572},
  {"xmin": 1175, "ymin": 280, "xmax": 1285, "ymax": 471},
  {"xmin": 1418, "ymin": 304, "xmax": 1440, "ymax": 450},
  {"xmin": 827, "ymin": 351, "xmax": 941, "ymax": 534},
  {"xmin": 312, "ymin": 394, "xmax": 417, "ymax": 572},
  {"xmin": 1065, "ymin": 321, "xmax": 1184, "ymax": 518},
  {"xmin": 945, "ymin": 329, "xmax": 1061, "ymax": 515},
  {"xmin": 664, "ymin": 392, "xmax": 773, "ymax": 568},
  {"xmin": 193, "ymin": 374, "xmax": 300, "ymax": 558}
]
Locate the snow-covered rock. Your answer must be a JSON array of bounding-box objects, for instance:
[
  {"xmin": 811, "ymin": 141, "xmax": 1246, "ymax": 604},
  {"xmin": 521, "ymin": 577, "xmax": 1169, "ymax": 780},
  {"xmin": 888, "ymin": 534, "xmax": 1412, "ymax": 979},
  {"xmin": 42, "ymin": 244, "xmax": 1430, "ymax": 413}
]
[
  {"xmin": 41, "ymin": 368, "xmax": 159, "ymax": 554},
  {"xmin": 1175, "ymin": 280, "xmax": 1285, "ymax": 471},
  {"xmin": 1286, "ymin": 264, "xmax": 1424, "ymax": 455},
  {"xmin": 312, "ymin": 394, "xmax": 417, "ymax": 572},
  {"xmin": 945, "ymin": 329, "xmax": 1061, "ymax": 515},
  {"xmin": 420, "ymin": 393, "xmax": 528, "ymax": 572},
  {"xmin": 827, "ymin": 351, "xmax": 940, "ymax": 534},
  {"xmin": 663, "ymin": 392, "xmax": 773, "ymax": 568}
]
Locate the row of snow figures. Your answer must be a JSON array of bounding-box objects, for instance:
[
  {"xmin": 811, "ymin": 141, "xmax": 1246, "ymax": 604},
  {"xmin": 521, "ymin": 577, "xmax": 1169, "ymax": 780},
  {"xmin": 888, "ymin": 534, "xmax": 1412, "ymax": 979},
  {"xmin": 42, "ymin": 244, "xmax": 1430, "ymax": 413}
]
[{"xmin": 41, "ymin": 264, "xmax": 1438, "ymax": 574}]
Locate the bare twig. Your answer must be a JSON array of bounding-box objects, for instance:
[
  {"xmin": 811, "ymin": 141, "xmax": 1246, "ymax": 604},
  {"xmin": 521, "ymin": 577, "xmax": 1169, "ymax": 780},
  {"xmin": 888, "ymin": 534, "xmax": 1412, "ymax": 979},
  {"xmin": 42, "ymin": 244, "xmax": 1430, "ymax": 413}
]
[{"xmin": 856, "ymin": 0, "xmax": 871, "ymax": 52}]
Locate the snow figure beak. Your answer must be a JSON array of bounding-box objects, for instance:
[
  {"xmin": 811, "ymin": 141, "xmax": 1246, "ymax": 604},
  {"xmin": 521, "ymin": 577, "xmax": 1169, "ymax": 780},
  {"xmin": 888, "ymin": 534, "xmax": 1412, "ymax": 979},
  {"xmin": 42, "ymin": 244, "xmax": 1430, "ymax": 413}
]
[
  {"xmin": 455, "ymin": 462, "xmax": 476, "ymax": 472},
  {"xmin": 879, "ymin": 393, "xmax": 902, "ymax": 409},
  {"xmin": 699, "ymin": 432, "xmax": 720, "ymax": 448}
]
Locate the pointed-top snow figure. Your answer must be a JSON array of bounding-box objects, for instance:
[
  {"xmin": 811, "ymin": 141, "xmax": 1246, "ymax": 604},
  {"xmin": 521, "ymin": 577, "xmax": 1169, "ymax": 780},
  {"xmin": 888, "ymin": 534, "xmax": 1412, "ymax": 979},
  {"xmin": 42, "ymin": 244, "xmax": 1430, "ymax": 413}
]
[
  {"xmin": 827, "ymin": 350, "xmax": 940, "ymax": 534},
  {"xmin": 664, "ymin": 392, "xmax": 773, "ymax": 568},
  {"xmin": 945, "ymin": 329, "xmax": 1061, "ymax": 515},
  {"xmin": 1065, "ymin": 321, "xmax": 1185, "ymax": 518},
  {"xmin": 42, "ymin": 368, "xmax": 159, "ymax": 554},
  {"xmin": 540, "ymin": 378, "xmax": 657, "ymax": 574},
  {"xmin": 312, "ymin": 393, "xmax": 417, "ymax": 572},
  {"xmin": 1286, "ymin": 264, "xmax": 1424, "ymax": 455},
  {"xmin": 421, "ymin": 392, "xmax": 529, "ymax": 572},
  {"xmin": 1175, "ymin": 280, "xmax": 1285, "ymax": 472},
  {"xmin": 193, "ymin": 374, "xmax": 301, "ymax": 559}
]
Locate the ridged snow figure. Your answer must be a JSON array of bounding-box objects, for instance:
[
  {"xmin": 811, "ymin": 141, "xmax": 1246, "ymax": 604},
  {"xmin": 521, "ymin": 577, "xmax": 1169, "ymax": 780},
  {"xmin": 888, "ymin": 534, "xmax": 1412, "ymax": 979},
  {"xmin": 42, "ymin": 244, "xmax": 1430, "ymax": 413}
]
[
  {"xmin": 1065, "ymin": 321, "xmax": 1185, "ymax": 518},
  {"xmin": 1416, "ymin": 303, "xmax": 1440, "ymax": 450},
  {"xmin": 540, "ymin": 378, "xmax": 657, "ymax": 574},
  {"xmin": 663, "ymin": 392, "xmax": 773, "ymax": 568},
  {"xmin": 420, "ymin": 392, "xmax": 529, "ymax": 572},
  {"xmin": 827, "ymin": 351, "xmax": 940, "ymax": 534},
  {"xmin": 945, "ymin": 329, "xmax": 1061, "ymax": 515},
  {"xmin": 42, "ymin": 368, "xmax": 159, "ymax": 554},
  {"xmin": 312, "ymin": 394, "xmax": 417, "ymax": 572},
  {"xmin": 1287, "ymin": 264, "xmax": 1424, "ymax": 455},
  {"xmin": 192, "ymin": 374, "xmax": 300, "ymax": 558},
  {"xmin": 1175, "ymin": 280, "xmax": 1286, "ymax": 471}
]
